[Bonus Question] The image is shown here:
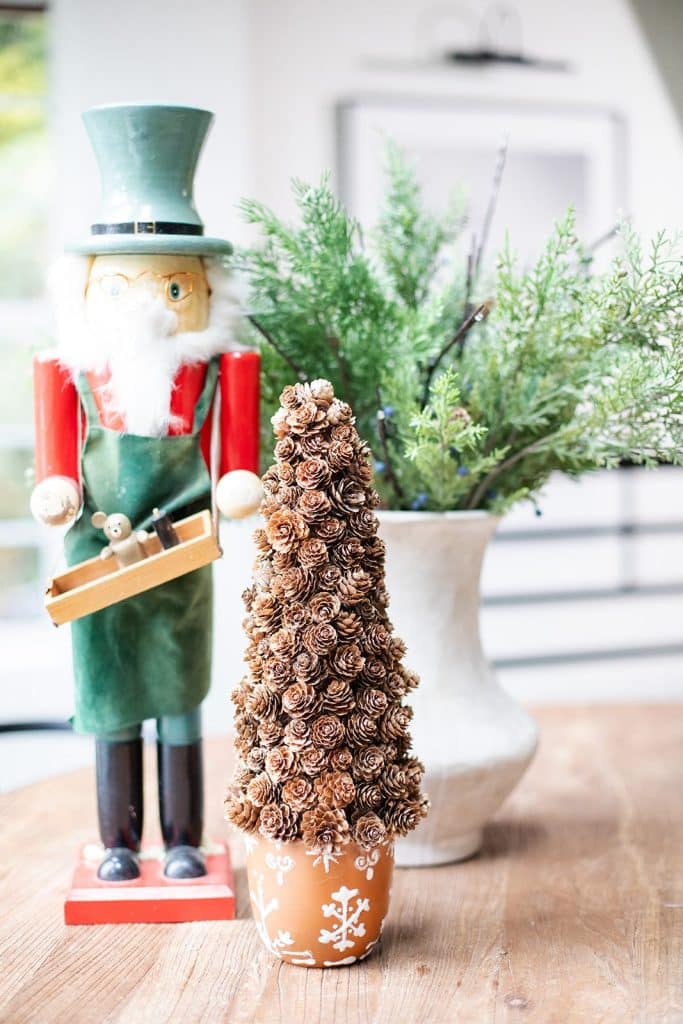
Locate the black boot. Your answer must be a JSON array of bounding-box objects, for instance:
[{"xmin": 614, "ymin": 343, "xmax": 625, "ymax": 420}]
[
  {"xmin": 95, "ymin": 738, "xmax": 143, "ymax": 882},
  {"xmin": 158, "ymin": 740, "xmax": 207, "ymax": 879}
]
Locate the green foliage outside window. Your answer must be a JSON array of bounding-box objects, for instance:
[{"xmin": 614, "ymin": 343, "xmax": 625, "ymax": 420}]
[
  {"xmin": 236, "ymin": 148, "xmax": 683, "ymax": 513},
  {"xmin": 0, "ymin": 11, "xmax": 49, "ymax": 614},
  {"xmin": 0, "ymin": 12, "xmax": 48, "ymax": 300}
]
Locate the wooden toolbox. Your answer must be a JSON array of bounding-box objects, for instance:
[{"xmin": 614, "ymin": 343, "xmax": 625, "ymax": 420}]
[{"xmin": 45, "ymin": 510, "xmax": 222, "ymax": 626}]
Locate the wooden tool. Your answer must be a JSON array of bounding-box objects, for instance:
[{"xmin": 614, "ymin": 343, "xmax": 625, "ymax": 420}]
[{"xmin": 45, "ymin": 509, "xmax": 221, "ymax": 625}]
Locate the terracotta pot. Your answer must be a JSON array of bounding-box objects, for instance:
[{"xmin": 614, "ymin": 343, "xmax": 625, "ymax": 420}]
[
  {"xmin": 245, "ymin": 835, "xmax": 394, "ymax": 967},
  {"xmin": 378, "ymin": 511, "xmax": 539, "ymax": 867}
]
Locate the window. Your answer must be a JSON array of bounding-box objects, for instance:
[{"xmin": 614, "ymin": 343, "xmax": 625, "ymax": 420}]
[{"xmin": 0, "ymin": 6, "xmax": 51, "ymax": 618}]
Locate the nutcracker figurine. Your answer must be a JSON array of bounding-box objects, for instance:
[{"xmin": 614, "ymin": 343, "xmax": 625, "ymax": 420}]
[{"xmin": 31, "ymin": 104, "xmax": 262, "ymax": 888}]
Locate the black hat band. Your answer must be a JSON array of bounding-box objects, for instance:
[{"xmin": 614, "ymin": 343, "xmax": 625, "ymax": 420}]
[{"xmin": 91, "ymin": 221, "xmax": 204, "ymax": 237}]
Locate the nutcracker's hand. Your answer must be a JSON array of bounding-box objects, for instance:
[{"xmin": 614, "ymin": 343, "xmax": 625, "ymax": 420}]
[
  {"xmin": 30, "ymin": 475, "xmax": 81, "ymax": 527},
  {"xmin": 215, "ymin": 470, "xmax": 264, "ymax": 520}
]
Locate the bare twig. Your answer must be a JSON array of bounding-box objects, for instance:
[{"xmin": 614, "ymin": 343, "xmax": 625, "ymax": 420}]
[
  {"xmin": 375, "ymin": 393, "xmax": 405, "ymax": 502},
  {"xmin": 421, "ymin": 301, "xmax": 490, "ymax": 407},
  {"xmin": 586, "ymin": 223, "xmax": 622, "ymax": 253},
  {"xmin": 473, "ymin": 139, "xmax": 508, "ymax": 282},
  {"xmin": 463, "ymin": 233, "xmax": 476, "ymax": 319},
  {"xmin": 465, "ymin": 432, "xmax": 559, "ymax": 509},
  {"xmin": 247, "ymin": 315, "xmax": 308, "ymax": 381}
]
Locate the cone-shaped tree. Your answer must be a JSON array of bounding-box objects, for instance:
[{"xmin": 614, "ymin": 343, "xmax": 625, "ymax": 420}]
[{"xmin": 226, "ymin": 380, "xmax": 427, "ymax": 856}]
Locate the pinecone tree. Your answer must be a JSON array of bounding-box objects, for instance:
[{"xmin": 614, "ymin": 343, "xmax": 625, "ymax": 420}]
[{"xmin": 226, "ymin": 380, "xmax": 427, "ymax": 856}]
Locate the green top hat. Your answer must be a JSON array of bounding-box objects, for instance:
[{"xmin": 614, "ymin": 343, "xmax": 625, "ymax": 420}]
[{"xmin": 68, "ymin": 103, "xmax": 232, "ymax": 257}]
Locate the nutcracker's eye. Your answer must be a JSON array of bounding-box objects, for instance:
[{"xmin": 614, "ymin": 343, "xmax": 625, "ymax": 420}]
[
  {"xmin": 98, "ymin": 274, "xmax": 128, "ymax": 298},
  {"xmin": 165, "ymin": 274, "xmax": 193, "ymax": 303}
]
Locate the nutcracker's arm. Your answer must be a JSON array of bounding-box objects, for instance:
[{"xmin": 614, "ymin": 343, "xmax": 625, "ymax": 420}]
[
  {"xmin": 31, "ymin": 352, "xmax": 81, "ymax": 525},
  {"xmin": 215, "ymin": 350, "xmax": 263, "ymax": 519},
  {"xmin": 219, "ymin": 350, "xmax": 260, "ymax": 476}
]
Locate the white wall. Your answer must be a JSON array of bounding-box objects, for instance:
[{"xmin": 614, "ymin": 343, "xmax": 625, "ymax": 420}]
[
  {"xmin": 247, "ymin": 0, "xmax": 683, "ymax": 237},
  {"xmin": 49, "ymin": 0, "xmax": 683, "ymax": 246},
  {"xmin": 49, "ymin": 0, "xmax": 251, "ymax": 256}
]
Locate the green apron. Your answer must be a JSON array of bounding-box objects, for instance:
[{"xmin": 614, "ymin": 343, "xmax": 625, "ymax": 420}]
[{"xmin": 64, "ymin": 359, "xmax": 218, "ymax": 736}]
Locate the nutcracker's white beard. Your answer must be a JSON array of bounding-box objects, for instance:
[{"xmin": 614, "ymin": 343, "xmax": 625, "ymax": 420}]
[{"xmin": 50, "ymin": 257, "xmax": 242, "ymax": 436}]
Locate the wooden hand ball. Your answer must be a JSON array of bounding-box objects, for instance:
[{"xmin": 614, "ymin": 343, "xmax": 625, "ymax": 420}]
[
  {"xmin": 30, "ymin": 475, "xmax": 81, "ymax": 526},
  {"xmin": 215, "ymin": 470, "xmax": 264, "ymax": 520}
]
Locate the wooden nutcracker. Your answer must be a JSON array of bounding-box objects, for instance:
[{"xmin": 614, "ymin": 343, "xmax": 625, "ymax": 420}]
[{"xmin": 32, "ymin": 104, "xmax": 261, "ymax": 918}]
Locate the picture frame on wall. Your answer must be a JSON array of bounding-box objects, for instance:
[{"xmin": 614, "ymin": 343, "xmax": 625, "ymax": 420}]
[{"xmin": 336, "ymin": 96, "xmax": 627, "ymax": 267}]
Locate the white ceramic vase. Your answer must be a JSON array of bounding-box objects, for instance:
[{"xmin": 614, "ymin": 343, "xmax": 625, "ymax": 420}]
[{"xmin": 377, "ymin": 511, "xmax": 539, "ymax": 867}]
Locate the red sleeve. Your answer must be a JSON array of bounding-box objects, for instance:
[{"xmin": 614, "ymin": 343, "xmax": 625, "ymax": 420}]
[
  {"xmin": 33, "ymin": 352, "xmax": 80, "ymax": 485},
  {"xmin": 219, "ymin": 350, "xmax": 260, "ymax": 476}
]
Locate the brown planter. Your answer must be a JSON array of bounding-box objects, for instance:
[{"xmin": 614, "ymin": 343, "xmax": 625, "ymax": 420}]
[{"xmin": 245, "ymin": 835, "xmax": 394, "ymax": 967}]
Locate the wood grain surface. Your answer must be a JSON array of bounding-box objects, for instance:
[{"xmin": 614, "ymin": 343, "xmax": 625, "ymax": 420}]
[{"xmin": 1, "ymin": 706, "xmax": 681, "ymax": 1024}]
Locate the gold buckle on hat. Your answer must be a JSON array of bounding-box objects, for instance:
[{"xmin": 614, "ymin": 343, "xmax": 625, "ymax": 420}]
[{"xmin": 134, "ymin": 220, "xmax": 157, "ymax": 234}]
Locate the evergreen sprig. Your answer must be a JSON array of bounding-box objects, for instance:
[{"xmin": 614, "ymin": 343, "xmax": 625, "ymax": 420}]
[{"xmin": 236, "ymin": 150, "xmax": 683, "ymax": 513}]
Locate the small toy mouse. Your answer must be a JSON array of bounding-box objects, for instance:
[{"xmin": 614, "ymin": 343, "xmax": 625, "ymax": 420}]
[{"xmin": 91, "ymin": 511, "xmax": 149, "ymax": 569}]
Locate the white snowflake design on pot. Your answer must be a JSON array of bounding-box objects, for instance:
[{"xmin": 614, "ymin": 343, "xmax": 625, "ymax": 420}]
[
  {"xmin": 354, "ymin": 848, "xmax": 380, "ymax": 881},
  {"xmin": 306, "ymin": 847, "xmax": 341, "ymax": 873},
  {"xmin": 250, "ymin": 872, "xmax": 315, "ymax": 966},
  {"xmin": 321, "ymin": 934, "xmax": 382, "ymax": 967},
  {"xmin": 318, "ymin": 886, "xmax": 370, "ymax": 952},
  {"xmin": 243, "ymin": 833, "xmax": 258, "ymax": 855},
  {"xmin": 265, "ymin": 852, "xmax": 295, "ymax": 886}
]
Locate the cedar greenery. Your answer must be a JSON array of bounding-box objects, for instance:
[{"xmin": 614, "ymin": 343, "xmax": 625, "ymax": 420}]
[{"xmin": 236, "ymin": 147, "xmax": 683, "ymax": 513}]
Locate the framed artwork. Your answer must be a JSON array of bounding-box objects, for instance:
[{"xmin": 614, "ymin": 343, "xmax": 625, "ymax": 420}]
[{"xmin": 336, "ymin": 96, "xmax": 627, "ymax": 266}]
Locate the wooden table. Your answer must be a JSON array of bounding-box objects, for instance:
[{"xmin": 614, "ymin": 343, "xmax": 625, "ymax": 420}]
[{"xmin": 1, "ymin": 706, "xmax": 682, "ymax": 1023}]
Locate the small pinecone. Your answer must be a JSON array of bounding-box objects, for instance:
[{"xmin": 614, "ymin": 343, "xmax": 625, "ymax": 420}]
[
  {"xmin": 353, "ymin": 812, "xmax": 387, "ymax": 851},
  {"xmin": 352, "ymin": 746, "xmax": 385, "ymax": 782},
  {"xmin": 329, "ymin": 747, "xmax": 354, "ymax": 772},
  {"xmin": 301, "ymin": 806, "xmax": 350, "ymax": 853},
  {"xmin": 231, "ymin": 684, "xmax": 247, "ymax": 710},
  {"xmin": 357, "ymin": 688, "xmax": 388, "ymax": 719},
  {"xmin": 265, "ymin": 745, "xmax": 297, "ymax": 784},
  {"xmin": 379, "ymin": 704, "xmax": 413, "ymax": 742},
  {"xmin": 381, "ymin": 763, "xmax": 410, "ymax": 800},
  {"xmin": 309, "ymin": 592, "xmax": 341, "ymax": 622},
  {"xmin": 310, "ymin": 714, "xmax": 345, "ymax": 749},
  {"xmin": 225, "ymin": 792, "xmax": 260, "ymax": 833},
  {"xmin": 281, "ymin": 681, "xmax": 321, "ymax": 720},
  {"xmin": 281, "ymin": 775, "xmax": 317, "ymax": 812},
  {"xmin": 355, "ymin": 782, "xmax": 383, "ymax": 810},
  {"xmin": 246, "ymin": 772, "xmax": 275, "ymax": 808},
  {"xmin": 300, "ymin": 747, "xmax": 329, "ymax": 776},
  {"xmin": 233, "ymin": 762, "xmax": 253, "ymax": 789},
  {"xmin": 314, "ymin": 770, "xmax": 356, "ymax": 809},
  {"xmin": 245, "ymin": 746, "xmax": 267, "ymax": 773},
  {"xmin": 385, "ymin": 798, "xmax": 429, "ymax": 836},
  {"xmin": 335, "ymin": 610, "xmax": 363, "ymax": 640},
  {"xmin": 245, "ymin": 683, "xmax": 280, "ymax": 721},
  {"xmin": 283, "ymin": 719, "xmax": 311, "ymax": 751},
  {"xmin": 257, "ymin": 719, "xmax": 284, "ymax": 748},
  {"xmin": 322, "ymin": 679, "xmax": 355, "ymax": 716},
  {"xmin": 258, "ymin": 802, "xmax": 300, "ymax": 842},
  {"xmin": 403, "ymin": 756, "xmax": 425, "ymax": 788},
  {"xmin": 346, "ymin": 712, "xmax": 378, "ymax": 748}
]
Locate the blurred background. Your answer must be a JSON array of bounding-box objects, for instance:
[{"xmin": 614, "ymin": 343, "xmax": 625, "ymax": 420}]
[{"xmin": 1, "ymin": 0, "xmax": 681, "ymax": 790}]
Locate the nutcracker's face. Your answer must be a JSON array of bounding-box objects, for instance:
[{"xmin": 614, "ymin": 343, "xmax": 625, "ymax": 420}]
[{"xmin": 85, "ymin": 253, "xmax": 210, "ymax": 332}]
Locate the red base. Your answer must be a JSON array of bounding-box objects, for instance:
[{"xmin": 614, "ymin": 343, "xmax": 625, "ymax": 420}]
[{"xmin": 64, "ymin": 841, "xmax": 235, "ymax": 925}]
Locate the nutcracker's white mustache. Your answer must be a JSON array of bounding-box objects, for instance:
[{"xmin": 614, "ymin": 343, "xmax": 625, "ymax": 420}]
[{"xmin": 51, "ymin": 257, "xmax": 241, "ymax": 437}]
